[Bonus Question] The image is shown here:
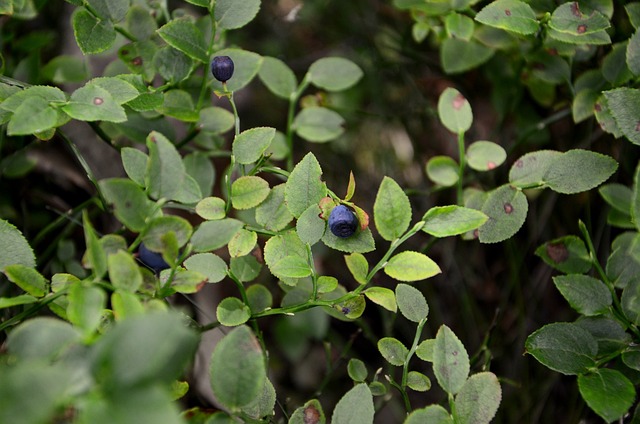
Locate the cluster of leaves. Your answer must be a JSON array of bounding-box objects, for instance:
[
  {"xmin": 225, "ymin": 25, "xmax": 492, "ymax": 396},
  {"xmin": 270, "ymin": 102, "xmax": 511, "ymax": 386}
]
[
  {"xmin": 523, "ymin": 162, "xmax": 640, "ymax": 422},
  {"xmin": 395, "ymin": 0, "xmax": 640, "ymax": 144},
  {"xmin": 0, "ymin": 1, "xmax": 499, "ymax": 423}
]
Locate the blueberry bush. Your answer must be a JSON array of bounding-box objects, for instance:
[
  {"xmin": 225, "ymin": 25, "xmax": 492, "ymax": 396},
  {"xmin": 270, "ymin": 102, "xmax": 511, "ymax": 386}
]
[{"xmin": 1, "ymin": 0, "xmax": 639, "ymax": 422}]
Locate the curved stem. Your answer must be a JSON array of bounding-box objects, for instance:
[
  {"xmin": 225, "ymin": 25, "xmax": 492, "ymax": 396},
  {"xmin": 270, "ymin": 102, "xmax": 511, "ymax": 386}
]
[
  {"xmin": 456, "ymin": 131, "xmax": 465, "ymax": 206},
  {"xmin": 285, "ymin": 74, "xmax": 311, "ymax": 171}
]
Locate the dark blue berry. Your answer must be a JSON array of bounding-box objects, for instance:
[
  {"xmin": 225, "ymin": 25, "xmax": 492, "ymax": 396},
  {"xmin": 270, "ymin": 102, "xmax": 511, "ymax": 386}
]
[
  {"xmin": 138, "ymin": 242, "xmax": 169, "ymax": 272},
  {"xmin": 210, "ymin": 56, "xmax": 234, "ymax": 83},
  {"xmin": 328, "ymin": 205, "xmax": 358, "ymax": 238}
]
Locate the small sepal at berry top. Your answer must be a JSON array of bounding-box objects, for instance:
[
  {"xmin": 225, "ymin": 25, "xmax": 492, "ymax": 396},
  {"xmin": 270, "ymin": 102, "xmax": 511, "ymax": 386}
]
[
  {"xmin": 211, "ymin": 55, "xmax": 235, "ymax": 83},
  {"xmin": 328, "ymin": 205, "xmax": 359, "ymax": 238}
]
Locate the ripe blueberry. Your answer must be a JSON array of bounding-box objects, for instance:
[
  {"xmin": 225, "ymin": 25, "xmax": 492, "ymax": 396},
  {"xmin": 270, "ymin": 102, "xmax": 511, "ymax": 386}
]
[
  {"xmin": 210, "ymin": 56, "xmax": 234, "ymax": 83},
  {"xmin": 138, "ymin": 242, "xmax": 169, "ymax": 272},
  {"xmin": 328, "ymin": 205, "xmax": 358, "ymax": 238}
]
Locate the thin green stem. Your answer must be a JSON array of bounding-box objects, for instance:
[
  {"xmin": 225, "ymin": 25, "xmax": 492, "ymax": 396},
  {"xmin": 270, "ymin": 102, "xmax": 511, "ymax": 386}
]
[
  {"xmin": 32, "ymin": 198, "xmax": 97, "ymax": 248},
  {"xmin": 399, "ymin": 318, "xmax": 427, "ymax": 413},
  {"xmin": 0, "ymin": 290, "xmax": 68, "ymax": 333},
  {"xmin": 456, "ymin": 131, "xmax": 466, "ymax": 206}
]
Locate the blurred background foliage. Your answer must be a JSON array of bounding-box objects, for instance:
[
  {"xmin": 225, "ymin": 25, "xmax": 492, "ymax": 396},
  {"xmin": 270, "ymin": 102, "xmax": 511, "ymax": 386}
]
[{"xmin": 1, "ymin": 0, "xmax": 638, "ymax": 422}]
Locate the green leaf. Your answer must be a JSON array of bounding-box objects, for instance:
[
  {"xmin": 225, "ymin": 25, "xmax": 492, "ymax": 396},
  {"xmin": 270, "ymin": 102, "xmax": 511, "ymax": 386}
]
[
  {"xmin": 285, "ymin": 153, "xmax": 326, "ymax": 218},
  {"xmin": 444, "ymin": 13, "xmax": 474, "ymax": 40},
  {"xmin": 233, "ymin": 127, "xmax": 275, "ymax": 165},
  {"xmin": 125, "ymin": 5, "xmax": 158, "ymax": 40},
  {"xmin": 92, "ymin": 311, "xmax": 198, "ymax": 388},
  {"xmin": 535, "ymin": 235, "xmax": 592, "ymax": 274},
  {"xmin": 242, "ymin": 377, "xmax": 276, "ymax": 420},
  {"xmin": 67, "ymin": 284, "xmax": 106, "ymax": 337},
  {"xmin": 478, "ymin": 184, "xmax": 528, "ymax": 244},
  {"xmin": 633, "ymin": 163, "xmax": 640, "ymax": 231},
  {"xmin": 455, "ymin": 372, "xmax": 502, "ymax": 424},
  {"xmin": 322, "ymin": 227, "xmax": 375, "ymax": 253},
  {"xmin": 230, "ymin": 255, "xmax": 262, "ymax": 283},
  {"xmin": 622, "ymin": 279, "xmax": 640, "ymax": 325},
  {"xmin": 603, "ymin": 42, "xmax": 633, "ymax": 85},
  {"xmin": 62, "ymin": 85, "xmax": 127, "ymax": 123},
  {"xmin": 142, "ymin": 215, "xmax": 192, "ymax": 251},
  {"xmin": 604, "ymin": 88, "xmax": 640, "ymax": 146},
  {"xmin": 578, "ymin": 369, "xmax": 635, "ymax": 422},
  {"xmin": 407, "ymin": 371, "xmax": 431, "ymax": 392},
  {"xmin": 172, "ymin": 273, "xmax": 205, "ymax": 297},
  {"xmin": 0, "ymin": 295, "xmax": 37, "ymax": 309},
  {"xmin": 184, "ymin": 253, "xmax": 228, "ymax": 283},
  {"xmin": 255, "ymin": 183, "xmax": 294, "ymax": 231},
  {"xmin": 433, "ymin": 325, "xmax": 470, "ymax": 395},
  {"xmin": 217, "ymin": 297, "xmax": 251, "ymax": 326},
  {"xmin": 553, "ymin": 274, "xmax": 612, "ymax": 316},
  {"xmin": 544, "ymin": 149, "xmax": 618, "ymax": 194},
  {"xmin": 231, "ymin": 176, "xmax": 270, "ymax": 210},
  {"xmin": 293, "ymin": 107, "xmax": 345, "ymax": 143},
  {"xmin": 156, "ymin": 18, "xmax": 208, "ymax": 63},
  {"xmin": 373, "ymin": 176, "xmax": 412, "ymax": 241},
  {"xmin": 107, "ymin": 250, "xmax": 142, "ymax": 292},
  {"xmin": 228, "ymin": 229, "xmax": 257, "ymax": 258},
  {"xmin": 475, "ymin": 0, "xmax": 539, "ymax": 35},
  {"xmin": 508, "ymin": 150, "xmax": 562, "ymax": 188},
  {"xmin": 86, "ymin": 0, "xmax": 128, "ymax": 22},
  {"xmin": 214, "ymin": 0, "xmax": 261, "ymax": 30},
  {"xmin": 191, "ymin": 218, "xmax": 244, "ymax": 252},
  {"xmin": 422, "ymin": 205, "xmax": 488, "ymax": 237},
  {"xmin": 607, "ymin": 233, "xmax": 640, "ymax": 289},
  {"xmin": 196, "ymin": 197, "xmax": 226, "ymax": 220},
  {"xmin": 395, "ymin": 283, "xmax": 429, "ymax": 322},
  {"xmin": 3, "ymin": 264, "xmax": 46, "ymax": 297},
  {"xmin": 364, "ymin": 287, "xmax": 396, "ymax": 312},
  {"xmin": 121, "ymin": 147, "xmax": 147, "ymax": 186},
  {"xmin": 118, "ymin": 40, "xmax": 158, "ymax": 82},
  {"xmin": 426, "ymin": 156, "xmax": 459, "ymax": 186},
  {"xmin": 331, "ymin": 384, "xmax": 374, "ymax": 424},
  {"xmin": 210, "ymin": 48, "xmax": 263, "ymax": 92},
  {"xmin": 210, "ymin": 326, "xmax": 266, "ymax": 409},
  {"xmin": 111, "ymin": 290, "xmax": 144, "ymax": 320},
  {"xmin": 416, "ymin": 339, "xmax": 435, "ymax": 362},
  {"xmin": 438, "ymin": 87, "xmax": 473, "ymax": 133},
  {"xmin": 184, "ymin": 152, "xmax": 215, "ymax": 198},
  {"xmin": 549, "ymin": 2, "xmax": 610, "ymax": 35},
  {"xmin": 83, "ymin": 212, "xmax": 108, "ymax": 279},
  {"xmin": 348, "ymin": 358, "xmax": 368, "ymax": 382},
  {"xmin": 599, "ymin": 183, "xmax": 632, "ymax": 214},
  {"xmin": 7, "ymin": 317, "xmax": 80, "ymax": 360},
  {"xmin": 378, "ymin": 337, "xmax": 408, "ymax": 366},
  {"xmin": 405, "ymin": 406, "xmax": 453, "ymax": 424},
  {"xmin": 72, "ymin": 8, "xmax": 116, "ymax": 54},
  {"xmin": 525, "ymin": 322, "xmax": 597, "ymax": 375},
  {"xmin": 147, "ymin": 131, "xmax": 202, "ymax": 204},
  {"xmin": 258, "ymin": 56, "xmax": 297, "ymax": 99},
  {"xmin": 345, "ymin": 253, "xmax": 368, "ymax": 284},
  {"xmin": 466, "ymin": 141, "xmax": 506, "ymax": 171},
  {"xmin": 198, "ymin": 106, "xmax": 235, "ymax": 133},
  {"xmin": 289, "ymin": 400, "xmax": 326, "ymax": 424},
  {"xmin": 270, "ymin": 256, "xmax": 312, "ymax": 279},
  {"xmin": 89, "ymin": 77, "xmax": 139, "ymax": 104},
  {"xmin": 157, "ymin": 89, "xmax": 199, "ymax": 122},
  {"xmin": 627, "ymin": 31, "xmax": 640, "ymax": 76},
  {"xmin": 296, "ymin": 204, "xmax": 326, "ymax": 245},
  {"xmin": 154, "ymin": 46, "xmax": 193, "ymax": 83},
  {"xmin": 244, "ymin": 284, "xmax": 272, "ymax": 315},
  {"xmin": 441, "ymin": 38, "xmax": 494, "ymax": 74},
  {"xmin": 385, "ymin": 251, "xmax": 441, "ymax": 282},
  {"xmin": 576, "ymin": 316, "xmax": 631, "ymax": 357},
  {"xmin": 264, "ymin": 231, "xmax": 307, "ymax": 280},
  {"xmin": 628, "ymin": 3, "xmax": 640, "ymax": 29},
  {"xmin": 308, "ymin": 57, "xmax": 363, "ymax": 91},
  {"xmin": 0, "ymin": 219, "xmax": 35, "ymax": 269},
  {"xmin": 99, "ymin": 178, "xmax": 157, "ymax": 232},
  {"xmin": 7, "ymin": 96, "xmax": 57, "ymax": 136}
]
